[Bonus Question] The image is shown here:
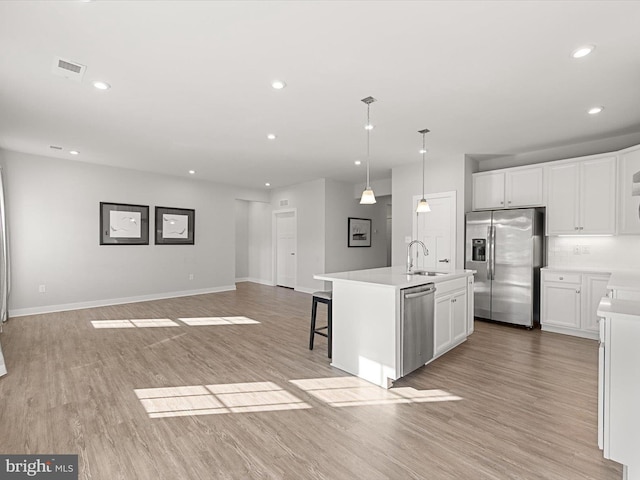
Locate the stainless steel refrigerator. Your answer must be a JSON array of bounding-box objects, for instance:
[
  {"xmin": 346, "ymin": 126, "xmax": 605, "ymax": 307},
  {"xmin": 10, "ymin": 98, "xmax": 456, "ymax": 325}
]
[{"xmin": 465, "ymin": 208, "xmax": 544, "ymax": 328}]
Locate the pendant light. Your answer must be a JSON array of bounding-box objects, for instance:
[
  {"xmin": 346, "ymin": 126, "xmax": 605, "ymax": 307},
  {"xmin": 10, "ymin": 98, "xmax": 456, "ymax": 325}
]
[
  {"xmin": 416, "ymin": 128, "xmax": 431, "ymax": 213},
  {"xmin": 360, "ymin": 96, "xmax": 377, "ymax": 205}
]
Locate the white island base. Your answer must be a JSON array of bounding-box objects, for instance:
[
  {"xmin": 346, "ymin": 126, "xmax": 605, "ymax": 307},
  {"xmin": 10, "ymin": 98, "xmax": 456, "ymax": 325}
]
[{"xmin": 315, "ymin": 267, "xmax": 475, "ymax": 388}]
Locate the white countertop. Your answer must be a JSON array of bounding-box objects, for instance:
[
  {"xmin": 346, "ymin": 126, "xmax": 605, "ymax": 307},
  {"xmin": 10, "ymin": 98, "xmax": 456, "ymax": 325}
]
[
  {"xmin": 597, "ymin": 297, "xmax": 640, "ymax": 319},
  {"xmin": 314, "ymin": 266, "xmax": 475, "ymax": 289},
  {"xmin": 607, "ymin": 271, "xmax": 640, "ymax": 292},
  {"xmin": 542, "ymin": 267, "xmax": 640, "ymax": 292},
  {"xmin": 542, "ymin": 266, "xmax": 613, "ymax": 275}
]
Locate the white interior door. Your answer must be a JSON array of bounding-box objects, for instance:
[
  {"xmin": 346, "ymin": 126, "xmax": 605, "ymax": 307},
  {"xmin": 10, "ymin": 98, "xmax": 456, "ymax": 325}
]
[
  {"xmin": 412, "ymin": 191, "xmax": 456, "ymax": 273},
  {"xmin": 275, "ymin": 211, "xmax": 296, "ymax": 288}
]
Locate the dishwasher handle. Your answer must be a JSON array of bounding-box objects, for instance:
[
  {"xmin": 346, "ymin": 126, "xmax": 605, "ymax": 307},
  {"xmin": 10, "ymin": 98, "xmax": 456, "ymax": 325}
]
[{"xmin": 404, "ymin": 286, "xmax": 436, "ymax": 299}]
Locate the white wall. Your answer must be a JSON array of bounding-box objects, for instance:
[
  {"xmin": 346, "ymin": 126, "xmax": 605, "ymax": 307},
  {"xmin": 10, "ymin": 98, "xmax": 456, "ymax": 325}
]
[
  {"xmin": 325, "ymin": 179, "xmax": 388, "ymax": 274},
  {"xmin": 392, "ymin": 155, "xmax": 466, "ymax": 269},
  {"xmin": 247, "ymin": 201, "xmax": 272, "ymax": 285},
  {"xmin": 547, "ymin": 236, "xmax": 640, "ymax": 272},
  {"xmin": 270, "ymin": 179, "xmax": 326, "ymax": 293},
  {"xmin": 1, "ymin": 150, "xmax": 255, "ymax": 315},
  {"xmin": 235, "ymin": 200, "xmax": 249, "ymax": 280},
  {"xmin": 476, "ymin": 131, "xmax": 640, "ymax": 172}
]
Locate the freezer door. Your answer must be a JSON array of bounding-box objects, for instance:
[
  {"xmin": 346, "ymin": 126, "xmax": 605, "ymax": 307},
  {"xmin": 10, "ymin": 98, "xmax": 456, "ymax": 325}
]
[
  {"xmin": 491, "ymin": 209, "xmax": 535, "ymax": 326},
  {"xmin": 465, "ymin": 211, "xmax": 492, "ymax": 320}
]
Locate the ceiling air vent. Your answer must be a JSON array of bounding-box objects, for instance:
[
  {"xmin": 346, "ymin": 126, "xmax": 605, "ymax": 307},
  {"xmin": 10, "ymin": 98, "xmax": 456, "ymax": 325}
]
[
  {"xmin": 280, "ymin": 200, "xmax": 289, "ymax": 207},
  {"xmin": 52, "ymin": 56, "xmax": 86, "ymax": 82}
]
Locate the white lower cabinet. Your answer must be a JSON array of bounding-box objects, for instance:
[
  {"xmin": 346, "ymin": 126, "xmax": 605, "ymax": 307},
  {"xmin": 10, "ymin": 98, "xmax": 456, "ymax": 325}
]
[
  {"xmin": 541, "ymin": 269, "xmax": 610, "ymax": 339},
  {"xmin": 598, "ymin": 303, "xmax": 640, "ymax": 480},
  {"xmin": 434, "ymin": 278, "xmax": 467, "ymax": 357}
]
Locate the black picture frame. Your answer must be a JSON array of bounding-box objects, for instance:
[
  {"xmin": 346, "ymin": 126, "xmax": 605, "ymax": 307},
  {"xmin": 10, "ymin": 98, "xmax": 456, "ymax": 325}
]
[
  {"xmin": 348, "ymin": 217, "xmax": 372, "ymax": 247},
  {"xmin": 100, "ymin": 202, "xmax": 150, "ymax": 245},
  {"xmin": 155, "ymin": 206, "xmax": 195, "ymax": 245}
]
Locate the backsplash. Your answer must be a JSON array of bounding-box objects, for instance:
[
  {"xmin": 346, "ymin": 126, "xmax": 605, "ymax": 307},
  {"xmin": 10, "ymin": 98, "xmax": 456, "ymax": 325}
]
[{"xmin": 547, "ymin": 235, "xmax": 640, "ymax": 271}]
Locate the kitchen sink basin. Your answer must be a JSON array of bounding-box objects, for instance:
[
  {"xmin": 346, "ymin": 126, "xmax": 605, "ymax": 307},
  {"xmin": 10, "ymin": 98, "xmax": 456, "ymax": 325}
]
[{"xmin": 407, "ymin": 270, "xmax": 447, "ymax": 276}]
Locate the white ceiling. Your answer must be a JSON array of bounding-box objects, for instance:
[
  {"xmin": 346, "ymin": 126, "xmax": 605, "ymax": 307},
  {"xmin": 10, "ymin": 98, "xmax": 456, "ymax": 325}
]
[{"xmin": 1, "ymin": 1, "xmax": 640, "ymax": 190}]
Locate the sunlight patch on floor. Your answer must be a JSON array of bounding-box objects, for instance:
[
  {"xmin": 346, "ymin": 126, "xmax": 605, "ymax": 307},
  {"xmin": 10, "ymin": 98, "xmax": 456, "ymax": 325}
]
[
  {"xmin": 178, "ymin": 316, "xmax": 260, "ymax": 326},
  {"xmin": 135, "ymin": 381, "xmax": 310, "ymax": 418},
  {"xmin": 91, "ymin": 319, "xmax": 179, "ymax": 329},
  {"xmin": 289, "ymin": 377, "xmax": 463, "ymax": 407}
]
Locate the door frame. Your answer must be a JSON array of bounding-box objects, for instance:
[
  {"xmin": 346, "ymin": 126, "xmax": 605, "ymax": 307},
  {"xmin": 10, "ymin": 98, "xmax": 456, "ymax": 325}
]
[
  {"xmin": 272, "ymin": 208, "xmax": 297, "ymax": 288},
  {"xmin": 412, "ymin": 191, "xmax": 457, "ymax": 271}
]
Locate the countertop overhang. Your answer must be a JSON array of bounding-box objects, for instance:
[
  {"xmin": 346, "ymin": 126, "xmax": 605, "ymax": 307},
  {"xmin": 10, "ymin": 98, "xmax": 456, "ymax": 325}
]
[
  {"xmin": 597, "ymin": 297, "xmax": 640, "ymax": 319},
  {"xmin": 314, "ymin": 266, "xmax": 475, "ymax": 290}
]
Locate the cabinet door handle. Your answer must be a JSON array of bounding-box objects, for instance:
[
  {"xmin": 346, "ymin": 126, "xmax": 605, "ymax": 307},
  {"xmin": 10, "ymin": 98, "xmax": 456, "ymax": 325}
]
[
  {"xmin": 500, "ymin": 201, "xmax": 504, "ymax": 205},
  {"xmin": 559, "ymin": 276, "xmax": 564, "ymax": 280},
  {"xmin": 574, "ymin": 226, "xmax": 579, "ymax": 230},
  {"xmin": 508, "ymin": 200, "xmax": 512, "ymax": 204},
  {"xmin": 579, "ymin": 226, "xmax": 584, "ymax": 230},
  {"xmin": 576, "ymin": 289, "xmax": 581, "ymax": 294},
  {"xmin": 438, "ymin": 258, "xmax": 450, "ymax": 263}
]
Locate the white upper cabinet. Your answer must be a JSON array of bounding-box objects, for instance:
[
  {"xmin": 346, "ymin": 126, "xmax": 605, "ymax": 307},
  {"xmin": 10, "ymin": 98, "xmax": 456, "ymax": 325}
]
[
  {"xmin": 617, "ymin": 146, "xmax": 640, "ymax": 234},
  {"xmin": 546, "ymin": 156, "xmax": 616, "ymax": 235},
  {"xmin": 505, "ymin": 166, "xmax": 544, "ymax": 208},
  {"xmin": 472, "ymin": 171, "xmax": 505, "ymax": 210},
  {"xmin": 472, "ymin": 166, "xmax": 543, "ymax": 210}
]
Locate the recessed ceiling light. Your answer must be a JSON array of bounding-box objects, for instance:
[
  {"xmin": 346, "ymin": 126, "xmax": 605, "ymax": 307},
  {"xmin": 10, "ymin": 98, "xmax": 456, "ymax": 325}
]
[
  {"xmin": 419, "ymin": 149, "xmax": 427, "ymax": 154},
  {"xmin": 572, "ymin": 45, "xmax": 595, "ymax": 59},
  {"xmin": 93, "ymin": 80, "xmax": 111, "ymax": 90},
  {"xmin": 267, "ymin": 134, "xmax": 277, "ymax": 140},
  {"xmin": 271, "ymin": 80, "xmax": 286, "ymax": 90},
  {"xmin": 354, "ymin": 160, "xmax": 362, "ymax": 166},
  {"xmin": 265, "ymin": 182, "xmax": 271, "ymax": 187},
  {"xmin": 69, "ymin": 150, "xmax": 79, "ymax": 155},
  {"xmin": 188, "ymin": 170, "xmax": 196, "ymax": 175},
  {"xmin": 588, "ymin": 106, "xmax": 603, "ymax": 115},
  {"xmin": 364, "ymin": 124, "xmax": 374, "ymax": 131}
]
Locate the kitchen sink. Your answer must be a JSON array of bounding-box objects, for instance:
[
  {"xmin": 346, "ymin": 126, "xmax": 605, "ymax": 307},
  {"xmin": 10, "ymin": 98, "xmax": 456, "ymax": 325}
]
[{"xmin": 407, "ymin": 270, "xmax": 447, "ymax": 276}]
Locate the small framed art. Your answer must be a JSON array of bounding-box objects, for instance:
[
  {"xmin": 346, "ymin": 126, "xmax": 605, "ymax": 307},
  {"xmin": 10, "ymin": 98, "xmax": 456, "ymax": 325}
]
[
  {"xmin": 100, "ymin": 202, "xmax": 149, "ymax": 245},
  {"xmin": 155, "ymin": 206, "xmax": 195, "ymax": 245}
]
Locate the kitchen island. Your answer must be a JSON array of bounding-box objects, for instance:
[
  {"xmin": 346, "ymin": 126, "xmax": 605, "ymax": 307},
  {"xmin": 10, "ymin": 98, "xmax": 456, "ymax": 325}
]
[{"xmin": 314, "ymin": 266, "xmax": 476, "ymax": 388}]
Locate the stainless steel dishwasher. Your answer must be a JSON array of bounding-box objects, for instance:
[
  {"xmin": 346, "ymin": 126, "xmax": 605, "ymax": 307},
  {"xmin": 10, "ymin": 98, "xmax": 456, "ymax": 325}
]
[{"xmin": 401, "ymin": 283, "xmax": 436, "ymax": 376}]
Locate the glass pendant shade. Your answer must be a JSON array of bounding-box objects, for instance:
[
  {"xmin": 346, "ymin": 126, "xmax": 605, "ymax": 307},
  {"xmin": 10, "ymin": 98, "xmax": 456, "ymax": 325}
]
[
  {"xmin": 416, "ymin": 198, "xmax": 430, "ymax": 212},
  {"xmin": 360, "ymin": 187, "xmax": 377, "ymax": 205}
]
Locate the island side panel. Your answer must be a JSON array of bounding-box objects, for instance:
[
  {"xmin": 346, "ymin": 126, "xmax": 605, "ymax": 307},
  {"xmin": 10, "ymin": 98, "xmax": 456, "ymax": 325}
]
[{"xmin": 331, "ymin": 281, "xmax": 399, "ymax": 388}]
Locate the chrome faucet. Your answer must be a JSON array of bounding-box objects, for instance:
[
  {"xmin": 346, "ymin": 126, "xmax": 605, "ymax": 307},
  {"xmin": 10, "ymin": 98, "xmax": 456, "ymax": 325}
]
[{"xmin": 406, "ymin": 240, "xmax": 429, "ymax": 273}]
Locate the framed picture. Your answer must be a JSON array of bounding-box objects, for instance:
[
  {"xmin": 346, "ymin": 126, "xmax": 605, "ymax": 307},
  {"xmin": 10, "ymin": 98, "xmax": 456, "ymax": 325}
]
[
  {"xmin": 155, "ymin": 206, "xmax": 195, "ymax": 245},
  {"xmin": 100, "ymin": 202, "xmax": 150, "ymax": 245},
  {"xmin": 348, "ymin": 217, "xmax": 371, "ymax": 247}
]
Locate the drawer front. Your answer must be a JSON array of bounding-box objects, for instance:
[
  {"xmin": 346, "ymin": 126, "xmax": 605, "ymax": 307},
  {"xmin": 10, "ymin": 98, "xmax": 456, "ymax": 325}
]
[
  {"xmin": 614, "ymin": 289, "xmax": 640, "ymax": 302},
  {"xmin": 543, "ymin": 272, "xmax": 581, "ymax": 284},
  {"xmin": 435, "ymin": 277, "xmax": 467, "ymax": 297}
]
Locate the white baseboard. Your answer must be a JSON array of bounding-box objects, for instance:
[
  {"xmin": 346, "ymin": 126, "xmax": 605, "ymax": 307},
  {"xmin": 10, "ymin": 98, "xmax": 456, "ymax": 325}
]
[
  {"xmin": 235, "ymin": 277, "xmax": 250, "ymax": 282},
  {"xmin": 9, "ymin": 285, "xmax": 237, "ymax": 318},
  {"xmin": 240, "ymin": 277, "xmax": 274, "ymax": 287}
]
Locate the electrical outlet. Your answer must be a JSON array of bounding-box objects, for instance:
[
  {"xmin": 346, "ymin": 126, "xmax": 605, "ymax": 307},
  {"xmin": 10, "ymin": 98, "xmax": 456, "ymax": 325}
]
[
  {"xmin": 573, "ymin": 245, "xmax": 581, "ymax": 255},
  {"xmin": 38, "ymin": 284, "xmax": 46, "ymax": 293},
  {"xmin": 581, "ymin": 245, "xmax": 591, "ymax": 254},
  {"xmin": 188, "ymin": 273, "xmax": 194, "ymax": 280}
]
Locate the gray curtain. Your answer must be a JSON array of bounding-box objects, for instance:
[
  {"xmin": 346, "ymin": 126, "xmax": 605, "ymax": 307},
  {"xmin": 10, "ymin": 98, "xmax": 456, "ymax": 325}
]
[{"xmin": 0, "ymin": 166, "xmax": 8, "ymax": 377}]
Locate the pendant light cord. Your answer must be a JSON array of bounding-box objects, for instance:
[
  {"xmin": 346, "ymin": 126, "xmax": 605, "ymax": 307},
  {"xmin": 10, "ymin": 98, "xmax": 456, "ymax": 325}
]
[
  {"xmin": 422, "ymin": 133, "xmax": 425, "ymax": 198},
  {"xmin": 366, "ymin": 103, "xmax": 371, "ymax": 189}
]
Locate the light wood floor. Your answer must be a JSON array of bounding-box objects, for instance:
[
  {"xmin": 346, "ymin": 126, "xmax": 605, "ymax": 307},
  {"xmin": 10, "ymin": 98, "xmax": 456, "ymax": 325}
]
[{"xmin": 0, "ymin": 282, "xmax": 622, "ymax": 480}]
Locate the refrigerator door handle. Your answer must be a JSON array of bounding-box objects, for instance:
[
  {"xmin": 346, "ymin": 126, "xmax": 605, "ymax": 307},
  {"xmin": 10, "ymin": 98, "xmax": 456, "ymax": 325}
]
[
  {"xmin": 490, "ymin": 226, "xmax": 496, "ymax": 280},
  {"xmin": 486, "ymin": 226, "xmax": 492, "ymax": 280}
]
